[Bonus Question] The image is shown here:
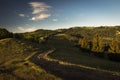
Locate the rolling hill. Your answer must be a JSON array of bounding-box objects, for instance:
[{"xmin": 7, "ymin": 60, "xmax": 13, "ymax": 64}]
[{"xmin": 1, "ymin": 26, "xmax": 120, "ymax": 80}]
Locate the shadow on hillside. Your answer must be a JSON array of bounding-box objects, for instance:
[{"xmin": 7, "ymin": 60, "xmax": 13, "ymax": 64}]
[{"xmin": 30, "ymin": 53, "xmax": 120, "ymax": 80}]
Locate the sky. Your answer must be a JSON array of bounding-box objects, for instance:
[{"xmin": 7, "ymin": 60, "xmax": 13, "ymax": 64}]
[{"xmin": 0, "ymin": 0, "xmax": 120, "ymax": 33}]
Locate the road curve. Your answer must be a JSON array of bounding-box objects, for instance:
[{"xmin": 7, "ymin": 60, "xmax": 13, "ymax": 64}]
[{"xmin": 30, "ymin": 49, "xmax": 120, "ymax": 80}]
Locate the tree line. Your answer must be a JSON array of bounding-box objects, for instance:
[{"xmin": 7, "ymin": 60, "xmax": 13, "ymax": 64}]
[{"xmin": 78, "ymin": 34, "xmax": 120, "ymax": 61}]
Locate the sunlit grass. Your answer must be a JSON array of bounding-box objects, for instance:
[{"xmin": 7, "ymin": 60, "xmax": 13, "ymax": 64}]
[{"xmin": 0, "ymin": 38, "xmax": 62, "ymax": 80}]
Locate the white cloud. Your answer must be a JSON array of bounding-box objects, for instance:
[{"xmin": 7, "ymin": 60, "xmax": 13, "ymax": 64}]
[
  {"xmin": 31, "ymin": 14, "xmax": 51, "ymax": 21},
  {"xmin": 29, "ymin": 2, "xmax": 51, "ymax": 21},
  {"xmin": 53, "ymin": 19, "xmax": 58, "ymax": 22},
  {"xmin": 17, "ymin": 27, "xmax": 38, "ymax": 32},
  {"xmin": 18, "ymin": 14, "xmax": 25, "ymax": 17}
]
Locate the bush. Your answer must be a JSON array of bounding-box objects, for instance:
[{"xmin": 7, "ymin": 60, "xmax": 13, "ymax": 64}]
[
  {"xmin": 108, "ymin": 53, "xmax": 120, "ymax": 62},
  {"xmin": 0, "ymin": 28, "xmax": 13, "ymax": 39},
  {"xmin": 93, "ymin": 52, "xmax": 105, "ymax": 58}
]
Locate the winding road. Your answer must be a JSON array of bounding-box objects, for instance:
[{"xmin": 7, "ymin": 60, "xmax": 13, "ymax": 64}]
[{"xmin": 30, "ymin": 48, "xmax": 120, "ymax": 80}]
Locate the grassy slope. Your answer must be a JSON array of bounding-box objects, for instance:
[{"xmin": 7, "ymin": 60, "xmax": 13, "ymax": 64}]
[
  {"xmin": 0, "ymin": 38, "xmax": 61, "ymax": 80},
  {"xmin": 48, "ymin": 37, "xmax": 120, "ymax": 73}
]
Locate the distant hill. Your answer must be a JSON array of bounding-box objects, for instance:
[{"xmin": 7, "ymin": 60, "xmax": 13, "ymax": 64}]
[{"xmin": 63, "ymin": 26, "xmax": 120, "ymax": 39}]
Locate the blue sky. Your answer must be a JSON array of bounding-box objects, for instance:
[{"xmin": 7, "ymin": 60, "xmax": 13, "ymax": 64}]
[{"xmin": 0, "ymin": 0, "xmax": 120, "ymax": 32}]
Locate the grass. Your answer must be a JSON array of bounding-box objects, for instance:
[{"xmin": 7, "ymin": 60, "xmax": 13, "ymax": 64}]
[
  {"xmin": 25, "ymin": 52, "xmax": 37, "ymax": 61},
  {"xmin": 12, "ymin": 61, "xmax": 61, "ymax": 80},
  {"xmin": 0, "ymin": 38, "xmax": 38, "ymax": 64},
  {"xmin": 48, "ymin": 37, "xmax": 120, "ymax": 73},
  {"xmin": 0, "ymin": 38, "xmax": 62, "ymax": 80}
]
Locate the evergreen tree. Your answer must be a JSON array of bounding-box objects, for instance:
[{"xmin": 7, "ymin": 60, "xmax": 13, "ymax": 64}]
[
  {"xmin": 92, "ymin": 34, "xmax": 104, "ymax": 52},
  {"xmin": 78, "ymin": 37, "xmax": 90, "ymax": 49},
  {"xmin": 109, "ymin": 39, "xmax": 120, "ymax": 53}
]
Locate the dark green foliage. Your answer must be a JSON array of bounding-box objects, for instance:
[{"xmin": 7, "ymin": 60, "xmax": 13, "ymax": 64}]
[
  {"xmin": 108, "ymin": 53, "xmax": 120, "ymax": 62},
  {"xmin": 0, "ymin": 28, "xmax": 13, "ymax": 39},
  {"xmin": 93, "ymin": 52, "xmax": 105, "ymax": 58}
]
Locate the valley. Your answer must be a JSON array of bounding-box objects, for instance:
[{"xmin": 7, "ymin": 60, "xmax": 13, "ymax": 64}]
[{"xmin": 1, "ymin": 27, "xmax": 120, "ymax": 80}]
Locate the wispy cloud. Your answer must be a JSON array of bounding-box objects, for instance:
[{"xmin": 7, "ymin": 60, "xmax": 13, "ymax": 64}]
[
  {"xmin": 18, "ymin": 14, "xmax": 25, "ymax": 17},
  {"xmin": 31, "ymin": 13, "xmax": 51, "ymax": 21},
  {"xmin": 29, "ymin": 2, "xmax": 51, "ymax": 21},
  {"xmin": 53, "ymin": 19, "xmax": 58, "ymax": 22},
  {"xmin": 17, "ymin": 27, "xmax": 38, "ymax": 32}
]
